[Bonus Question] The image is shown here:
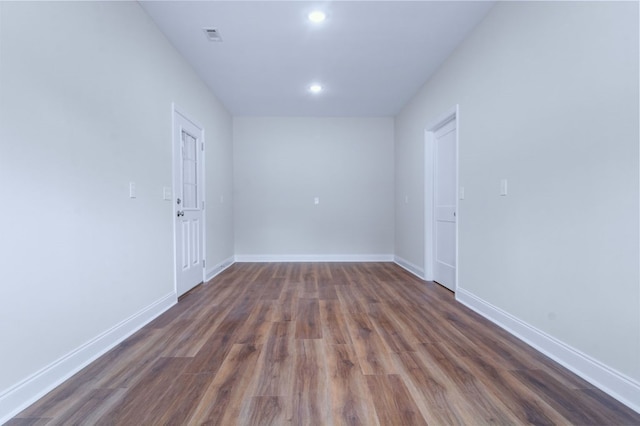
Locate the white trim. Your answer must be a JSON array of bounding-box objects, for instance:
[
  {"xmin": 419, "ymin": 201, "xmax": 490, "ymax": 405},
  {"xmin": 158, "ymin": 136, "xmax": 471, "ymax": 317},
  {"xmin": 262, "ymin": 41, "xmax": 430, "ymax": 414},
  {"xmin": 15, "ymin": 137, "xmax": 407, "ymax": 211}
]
[
  {"xmin": 424, "ymin": 105, "xmax": 459, "ymax": 289},
  {"xmin": 205, "ymin": 256, "xmax": 235, "ymax": 282},
  {"xmin": 234, "ymin": 254, "xmax": 394, "ymax": 263},
  {"xmin": 394, "ymin": 256, "xmax": 425, "ymax": 279},
  {"xmin": 0, "ymin": 292, "xmax": 176, "ymax": 424},
  {"xmin": 456, "ymin": 288, "xmax": 640, "ymax": 414},
  {"xmin": 171, "ymin": 103, "xmax": 179, "ymax": 300},
  {"xmin": 201, "ymin": 127, "xmax": 207, "ymax": 284}
]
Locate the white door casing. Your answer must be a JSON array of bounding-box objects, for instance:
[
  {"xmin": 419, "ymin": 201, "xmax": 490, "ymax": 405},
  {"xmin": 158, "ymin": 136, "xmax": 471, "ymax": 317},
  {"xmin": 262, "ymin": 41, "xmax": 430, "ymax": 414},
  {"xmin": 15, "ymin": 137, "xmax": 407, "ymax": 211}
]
[
  {"xmin": 433, "ymin": 119, "xmax": 457, "ymax": 290},
  {"xmin": 425, "ymin": 106, "xmax": 458, "ymax": 292},
  {"xmin": 173, "ymin": 106, "xmax": 205, "ymax": 297}
]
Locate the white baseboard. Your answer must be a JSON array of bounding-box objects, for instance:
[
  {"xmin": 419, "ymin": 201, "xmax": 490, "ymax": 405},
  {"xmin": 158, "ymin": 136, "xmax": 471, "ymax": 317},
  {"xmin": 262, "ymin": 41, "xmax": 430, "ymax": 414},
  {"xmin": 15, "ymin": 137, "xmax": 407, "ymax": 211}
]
[
  {"xmin": 0, "ymin": 292, "xmax": 176, "ymax": 424},
  {"xmin": 394, "ymin": 256, "xmax": 425, "ymax": 279},
  {"xmin": 456, "ymin": 288, "xmax": 640, "ymax": 414},
  {"xmin": 234, "ymin": 254, "xmax": 394, "ymax": 263},
  {"xmin": 205, "ymin": 256, "xmax": 235, "ymax": 282}
]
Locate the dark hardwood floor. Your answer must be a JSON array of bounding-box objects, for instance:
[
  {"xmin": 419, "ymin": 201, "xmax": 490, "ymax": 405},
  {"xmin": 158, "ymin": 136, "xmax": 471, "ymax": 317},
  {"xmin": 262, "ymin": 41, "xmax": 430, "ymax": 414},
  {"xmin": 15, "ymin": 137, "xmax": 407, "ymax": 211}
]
[{"xmin": 9, "ymin": 262, "xmax": 640, "ymax": 425}]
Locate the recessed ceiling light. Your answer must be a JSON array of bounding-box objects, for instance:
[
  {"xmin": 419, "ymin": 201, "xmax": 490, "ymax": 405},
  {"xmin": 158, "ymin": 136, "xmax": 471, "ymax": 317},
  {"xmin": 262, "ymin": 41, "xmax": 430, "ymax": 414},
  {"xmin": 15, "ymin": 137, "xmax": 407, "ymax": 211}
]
[
  {"xmin": 308, "ymin": 11, "xmax": 326, "ymax": 23},
  {"xmin": 309, "ymin": 84, "xmax": 323, "ymax": 94}
]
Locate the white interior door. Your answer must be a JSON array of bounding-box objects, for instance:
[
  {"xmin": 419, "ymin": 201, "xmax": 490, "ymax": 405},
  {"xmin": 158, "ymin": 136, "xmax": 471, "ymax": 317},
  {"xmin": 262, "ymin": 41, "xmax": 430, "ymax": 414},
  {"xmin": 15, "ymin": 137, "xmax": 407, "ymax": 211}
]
[
  {"xmin": 433, "ymin": 119, "xmax": 457, "ymax": 291},
  {"xmin": 173, "ymin": 109, "xmax": 204, "ymax": 297}
]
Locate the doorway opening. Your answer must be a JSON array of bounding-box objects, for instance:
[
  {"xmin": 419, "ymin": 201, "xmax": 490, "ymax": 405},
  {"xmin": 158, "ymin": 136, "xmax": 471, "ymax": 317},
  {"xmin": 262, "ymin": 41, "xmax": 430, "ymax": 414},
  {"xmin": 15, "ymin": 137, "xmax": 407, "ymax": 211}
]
[
  {"xmin": 172, "ymin": 105, "xmax": 206, "ymax": 297},
  {"xmin": 424, "ymin": 106, "xmax": 458, "ymax": 292}
]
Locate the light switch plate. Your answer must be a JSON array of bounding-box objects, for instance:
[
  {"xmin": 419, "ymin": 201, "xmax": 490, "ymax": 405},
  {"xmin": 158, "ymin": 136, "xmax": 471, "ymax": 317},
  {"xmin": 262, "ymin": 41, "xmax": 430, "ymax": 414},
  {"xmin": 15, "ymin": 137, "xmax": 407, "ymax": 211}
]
[
  {"xmin": 459, "ymin": 187, "xmax": 465, "ymax": 200},
  {"xmin": 500, "ymin": 179, "xmax": 508, "ymax": 196},
  {"xmin": 314, "ymin": 197, "xmax": 320, "ymax": 205},
  {"xmin": 129, "ymin": 182, "xmax": 136, "ymax": 198},
  {"xmin": 163, "ymin": 186, "xmax": 171, "ymax": 201}
]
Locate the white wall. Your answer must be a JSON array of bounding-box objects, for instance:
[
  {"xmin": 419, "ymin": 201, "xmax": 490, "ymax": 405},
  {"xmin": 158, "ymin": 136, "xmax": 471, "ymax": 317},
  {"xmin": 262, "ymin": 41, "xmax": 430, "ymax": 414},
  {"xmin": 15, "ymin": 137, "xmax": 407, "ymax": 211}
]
[
  {"xmin": 234, "ymin": 117, "xmax": 394, "ymax": 260},
  {"xmin": 0, "ymin": 1, "xmax": 233, "ymax": 418},
  {"xmin": 395, "ymin": 0, "xmax": 639, "ymax": 405}
]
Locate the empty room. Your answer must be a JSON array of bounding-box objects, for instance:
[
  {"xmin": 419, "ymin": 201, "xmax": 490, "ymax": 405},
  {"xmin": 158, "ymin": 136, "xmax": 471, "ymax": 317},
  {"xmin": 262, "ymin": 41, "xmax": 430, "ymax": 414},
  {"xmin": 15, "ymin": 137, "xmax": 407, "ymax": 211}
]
[{"xmin": 1, "ymin": 0, "xmax": 639, "ymax": 424}]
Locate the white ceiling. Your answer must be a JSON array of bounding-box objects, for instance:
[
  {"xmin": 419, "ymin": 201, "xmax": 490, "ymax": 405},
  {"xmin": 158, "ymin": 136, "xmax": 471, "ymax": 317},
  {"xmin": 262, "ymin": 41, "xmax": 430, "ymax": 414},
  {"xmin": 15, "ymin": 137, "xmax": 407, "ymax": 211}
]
[{"xmin": 140, "ymin": 1, "xmax": 494, "ymax": 117}]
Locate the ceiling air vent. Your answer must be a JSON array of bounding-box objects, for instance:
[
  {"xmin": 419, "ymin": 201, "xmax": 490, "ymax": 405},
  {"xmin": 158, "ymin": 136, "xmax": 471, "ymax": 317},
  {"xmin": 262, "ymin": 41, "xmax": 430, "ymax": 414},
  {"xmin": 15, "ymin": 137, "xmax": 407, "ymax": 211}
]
[{"xmin": 203, "ymin": 28, "xmax": 222, "ymax": 42}]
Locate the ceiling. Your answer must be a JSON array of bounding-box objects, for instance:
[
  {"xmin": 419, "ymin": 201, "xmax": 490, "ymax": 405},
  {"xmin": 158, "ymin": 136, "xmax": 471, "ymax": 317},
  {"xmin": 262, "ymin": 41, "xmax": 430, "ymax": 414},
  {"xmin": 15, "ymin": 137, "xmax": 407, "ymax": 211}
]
[{"xmin": 139, "ymin": 1, "xmax": 494, "ymax": 117}]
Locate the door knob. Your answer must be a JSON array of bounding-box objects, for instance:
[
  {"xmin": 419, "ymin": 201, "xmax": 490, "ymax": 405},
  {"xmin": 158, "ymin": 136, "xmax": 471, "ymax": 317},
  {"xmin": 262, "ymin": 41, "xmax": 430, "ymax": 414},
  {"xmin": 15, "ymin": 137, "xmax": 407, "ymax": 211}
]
[{"xmin": 177, "ymin": 198, "xmax": 181, "ymax": 205}]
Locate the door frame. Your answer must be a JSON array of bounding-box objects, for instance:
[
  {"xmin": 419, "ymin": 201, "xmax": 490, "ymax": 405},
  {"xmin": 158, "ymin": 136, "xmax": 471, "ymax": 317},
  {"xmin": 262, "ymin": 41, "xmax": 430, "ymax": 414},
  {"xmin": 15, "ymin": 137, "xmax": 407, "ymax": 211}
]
[
  {"xmin": 172, "ymin": 103, "xmax": 206, "ymax": 297},
  {"xmin": 424, "ymin": 105, "xmax": 459, "ymax": 291}
]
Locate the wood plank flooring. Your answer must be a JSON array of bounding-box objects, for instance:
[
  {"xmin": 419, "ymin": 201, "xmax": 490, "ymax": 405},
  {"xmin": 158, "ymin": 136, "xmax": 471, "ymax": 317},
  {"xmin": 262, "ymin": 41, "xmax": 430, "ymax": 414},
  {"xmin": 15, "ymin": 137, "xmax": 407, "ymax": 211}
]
[{"xmin": 10, "ymin": 262, "xmax": 640, "ymax": 425}]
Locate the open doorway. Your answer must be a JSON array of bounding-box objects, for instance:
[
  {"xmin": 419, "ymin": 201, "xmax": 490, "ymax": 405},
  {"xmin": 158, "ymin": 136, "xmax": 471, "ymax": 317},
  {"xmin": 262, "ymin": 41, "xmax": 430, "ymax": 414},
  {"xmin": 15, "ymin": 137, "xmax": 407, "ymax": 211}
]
[
  {"xmin": 172, "ymin": 105, "xmax": 206, "ymax": 297},
  {"xmin": 425, "ymin": 106, "xmax": 458, "ymax": 292}
]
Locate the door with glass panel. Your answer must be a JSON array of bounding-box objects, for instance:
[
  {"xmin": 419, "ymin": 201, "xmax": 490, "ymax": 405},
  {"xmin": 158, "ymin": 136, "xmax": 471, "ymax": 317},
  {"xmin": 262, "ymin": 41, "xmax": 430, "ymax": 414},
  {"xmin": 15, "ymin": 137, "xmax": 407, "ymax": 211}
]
[{"xmin": 173, "ymin": 109, "xmax": 204, "ymax": 297}]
